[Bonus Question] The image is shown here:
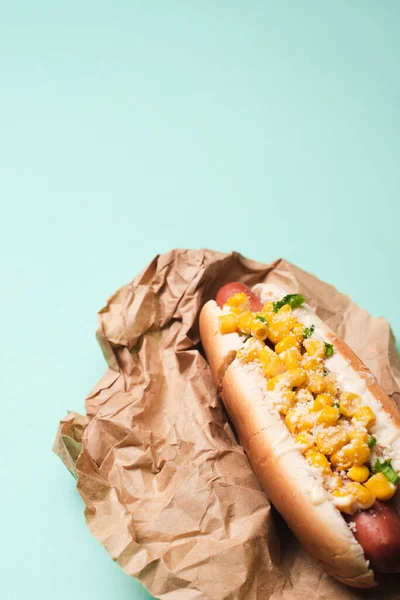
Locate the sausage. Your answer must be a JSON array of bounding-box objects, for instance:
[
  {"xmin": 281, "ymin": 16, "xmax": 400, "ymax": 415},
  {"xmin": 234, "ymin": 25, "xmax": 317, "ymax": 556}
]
[
  {"xmin": 348, "ymin": 501, "xmax": 400, "ymax": 573},
  {"xmin": 216, "ymin": 282, "xmax": 263, "ymax": 312},
  {"xmin": 215, "ymin": 281, "xmax": 400, "ymax": 577}
]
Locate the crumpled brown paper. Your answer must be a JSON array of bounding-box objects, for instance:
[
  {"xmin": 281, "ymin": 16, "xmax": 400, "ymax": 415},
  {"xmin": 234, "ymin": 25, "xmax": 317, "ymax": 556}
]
[{"xmin": 54, "ymin": 249, "xmax": 400, "ymax": 600}]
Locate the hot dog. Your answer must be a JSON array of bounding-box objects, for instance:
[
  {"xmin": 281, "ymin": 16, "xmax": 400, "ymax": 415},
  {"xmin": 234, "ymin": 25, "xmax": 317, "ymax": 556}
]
[{"xmin": 200, "ymin": 282, "xmax": 400, "ymax": 588}]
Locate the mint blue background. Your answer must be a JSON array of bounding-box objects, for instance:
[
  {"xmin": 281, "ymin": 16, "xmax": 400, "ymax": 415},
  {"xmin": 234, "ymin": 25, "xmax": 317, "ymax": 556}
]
[{"xmin": 1, "ymin": 2, "xmax": 399, "ymax": 599}]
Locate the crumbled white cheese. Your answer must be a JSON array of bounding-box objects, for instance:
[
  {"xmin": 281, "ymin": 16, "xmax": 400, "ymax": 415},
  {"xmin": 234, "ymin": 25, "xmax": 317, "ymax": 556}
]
[{"xmin": 347, "ymin": 521, "xmax": 357, "ymax": 534}]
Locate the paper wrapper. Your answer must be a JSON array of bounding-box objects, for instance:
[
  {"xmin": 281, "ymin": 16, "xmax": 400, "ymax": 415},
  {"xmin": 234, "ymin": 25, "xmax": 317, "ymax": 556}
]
[{"xmin": 54, "ymin": 249, "xmax": 400, "ymax": 600}]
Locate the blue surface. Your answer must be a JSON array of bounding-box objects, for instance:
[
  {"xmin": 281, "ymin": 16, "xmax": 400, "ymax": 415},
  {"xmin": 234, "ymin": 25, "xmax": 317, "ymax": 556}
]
[{"xmin": 1, "ymin": 2, "xmax": 400, "ymax": 599}]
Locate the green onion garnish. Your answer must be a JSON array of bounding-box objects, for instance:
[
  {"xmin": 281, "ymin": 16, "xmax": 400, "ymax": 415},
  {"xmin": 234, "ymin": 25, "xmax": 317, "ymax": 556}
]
[
  {"xmin": 255, "ymin": 315, "xmax": 267, "ymax": 323},
  {"xmin": 272, "ymin": 294, "xmax": 305, "ymax": 313},
  {"xmin": 303, "ymin": 324, "xmax": 315, "ymax": 339},
  {"xmin": 372, "ymin": 458, "xmax": 400, "ymax": 485}
]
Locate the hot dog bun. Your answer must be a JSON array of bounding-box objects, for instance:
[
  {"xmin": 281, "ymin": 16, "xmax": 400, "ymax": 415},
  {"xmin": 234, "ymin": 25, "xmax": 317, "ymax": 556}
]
[{"xmin": 199, "ymin": 283, "xmax": 400, "ymax": 588}]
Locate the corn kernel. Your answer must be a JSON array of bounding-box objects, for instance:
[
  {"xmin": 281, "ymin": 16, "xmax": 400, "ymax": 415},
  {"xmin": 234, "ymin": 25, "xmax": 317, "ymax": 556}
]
[
  {"xmin": 226, "ymin": 293, "xmax": 250, "ymax": 309},
  {"xmin": 250, "ymin": 319, "xmax": 269, "ymax": 341},
  {"xmin": 331, "ymin": 489, "xmax": 355, "ymax": 514},
  {"xmin": 307, "ymin": 372, "xmax": 327, "ymax": 395},
  {"xmin": 302, "ymin": 356, "xmax": 321, "ymax": 372},
  {"xmin": 317, "ymin": 406, "xmax": 340, "ymax": 427},
  {"xmin": 268, "ymin": 318, "xmax": 297, "ymax": 344},
  {"xmin": 305, "ymin": 449, "xmax": 331, "ymax": 474},
  {"xmin": 364, "ymin": 472, "xmax": 397, "ymax": 501},
  {"xmin": 292, "ymin": 322, "xmax": 304, "ymax": 343},
  {"xmin": 267, "ymin": 367, "xmax": 306, "ymax": 391},
  {"xmin": 303, "ymin": 339, "xmax": 325, "ymax": 359},
  {"xmin": 262, "ymin": 354, "xmax": 287, "ymax": 378},
  {"xmin": 258, "ymin": 311, "xmax": 274, "ymax": 326},
  {"xmin": 347, "ymin": 426, "xmax": 369, "ymax": 444},
  {"xmin": 352, "ymin": 406, "xmax": 376, "ymax": 430},
  {"xmin": 312, "ymin": 393, "xmax": 334, "ymax": 411},
  {"xmin": 236, "ymin": 311, "xmax": 254, "ymax": 334},
  {"xmin": 267, "ymin": 375, "xmax": 280, "ymax": 391},
  {"xmin": 277, "ymin": 304, "xmax": 291, "ymax": 315},
  {"xmin": 298, "ymin": 410, "xmax": 318, "ymax": 432},
  {"xmin": 348, "ymin": 465, "xmax": 370, "ymax": 483},
  {"xmin": 218, "ymin": 314, "xmax": 237, "ymax": 334},
  {"xmin": 325, "ymin": 380, "xmax": 338, "ymax": 397},
  {"xmin": 295, "ymin": 432, "xmax": 315, "ymax": 453},
  {"xmin": 339, "ymin": 392, "xmax": 362, "ymax": 418},
  {"xmin": 261, "ymin": 301, "xmax": 274, "ymax": 314},
  {"xmin": 330, "ymin": 448, "xmax": 353, "ymax": 470},
  {"xmin": 285, "ymin": 410, "xmax": 299, "ymax": 434},
  {"xmin": 237, "ymin": 338, "xmax": 264, "ymax": 363},
  {"xmin": 286, "ymin": 368, "xmax": 307, "ymax": 388},
  {"xmin": 342, "ymin": 440, "xmax": 370, "ymax": 467},
  {"xmin": 316, "ymin": 428, "xmax": 349, "ymax": 455},
  {"xmin": 346, "ymin": 482, "xmax": 375, "ymax": 510},
  {"xmin": 282, "ymin": 348, "xmax": 302, "ymax": 370},
  {"xmin": 324, "ymin": 473, "xmax": 344, "ymax": 492},
  {"xmin": 275, "ymin": 334, "xmax": 299, "ymax": 354},
  {"xmin": 276, "ymin": 390, "xmax": 297, "ymax": 415}
]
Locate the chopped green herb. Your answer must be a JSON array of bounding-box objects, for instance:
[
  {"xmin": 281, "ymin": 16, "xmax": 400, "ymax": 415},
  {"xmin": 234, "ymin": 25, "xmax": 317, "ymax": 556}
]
[
  {"xmin": 324, "ymin": 342, "xmax": 334, "ymax": 357},
  {"xmin": 322, "ymin": 369, "xmax": 329, "ymax": 377},
  {"xmin": 255, "ymin": 315, "xmax": 267, "ymax": 323},
  {"xmin": 272, "ymin": 294, "xmax": 305, "ymax": 313},
  {"xmin": 372, "ymin": 458, "xmax": 400, "ymax": 485},
  {"xmin": 303, "ymin": 324, "xmax": 315, "ymax": 339},
  {"xmin": 240, "ymin": 332, "xmax": 251, "ymax": 341},
  {"xmin": 333, "ymin": 402, "xmax": 340, "ymax": 409},
  {"xmin": 368, "ymin": 436, "xmax": 377, "ymax": 448}
]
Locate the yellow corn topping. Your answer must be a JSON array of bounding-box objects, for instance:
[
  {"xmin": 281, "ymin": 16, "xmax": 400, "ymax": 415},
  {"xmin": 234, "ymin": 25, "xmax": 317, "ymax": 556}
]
[
  {"xmin": 307, "ymin": 372, "xmax": 327, "ymax": 395},
  {"xmin": 285, "ymin": 410, "xmax": 299, "ymax": 434},
  {"xmin": 298, "ymin": 410, "xmax": 318, "ymax": 433},
  {"xmin": 348, "ymin": 465, "xmax": 370, "ymax": 483},
  {"xmin": 218, "ymin": 290, "xmax": 398, "ymax": 514},
  {"xmin": 342, "ymin": 439, "xmax": 371, "ymax": 467},
  {"xmin": 275, "ymin": 333, "xmax": 299, "ymax": 354},
  {"xmin": 259, "ymin": 348, "xmax": 287, "ymax": 378},
  {"xmin": 218, "ymin": 313, "xmax": 237, "ymax": 334},
  {"xmin": 236, "ymin": 311, "xmax": 254, "ymax": 334},
  {"xmin": 305, "ymin": 449, "xmax": 331, "ymax": 474},
  {"xmin": 339, "ymin": 392, "xmax": 362, "ymax": 417},
  {"xmin": 303, "ymin": 339, "xmax": 325, "ymax": 359},
  {"xmin": 346, "ymin": 482, "xmax": 376, "ymax": 510},
  {"xmin": 268, "ymin": 318, "xmax": 297, "ymax": 344},
  {"xmin": 292, "ymin": 322, "xmax": 304, "ymax": 343},
  {"xmin": 325, "ymin": 380, "xmax": 337, "ymax": 397},
  {"xmin": 282, "ymin": 348, "xmax": 302, "ymax": 370},
  {"xmin": 316, "ymin": 428, "xmax": 349, "ymax": 455},
  {"xmin": 250, "ymin": 319, "xmax": 269, "ymax": 341},
  {"xmin": 261, "ymin": 301, "xmax": 274, "ymax": 314},
  {"xmin": 317, "ymin": 406, "xmax": 340, "ymax": 427},
  {"xmin": 347, "ymin": 426, "xmax": 369, "ymax": 444},
  {"xmin": 364, "ymin": 472, "xmax": 396, "ymax": 501},
  {"xmin": 312, "ymin": 393, "xmax": 334, "ymax": 411},
  {"xmin": 352, "ymin": 406, "xmax": 376, "ymax": 429},
  {"xmin": 278, "ymin": 390, "xmax": 297, "ymax": 415},
  {"xmin": 295, "ymin": 432, "xmax": 315, "ymax": 452},
  {"xmin": 236, "ymin": 338, "xmax": 264, "ymax": 363},
  {"xmin": 302, "ymin": 356, "xmax": 321, "ymax": 372},
  {"xmin": 226, "ymin": 292, "xmax": 250, "ymax": 309}
]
